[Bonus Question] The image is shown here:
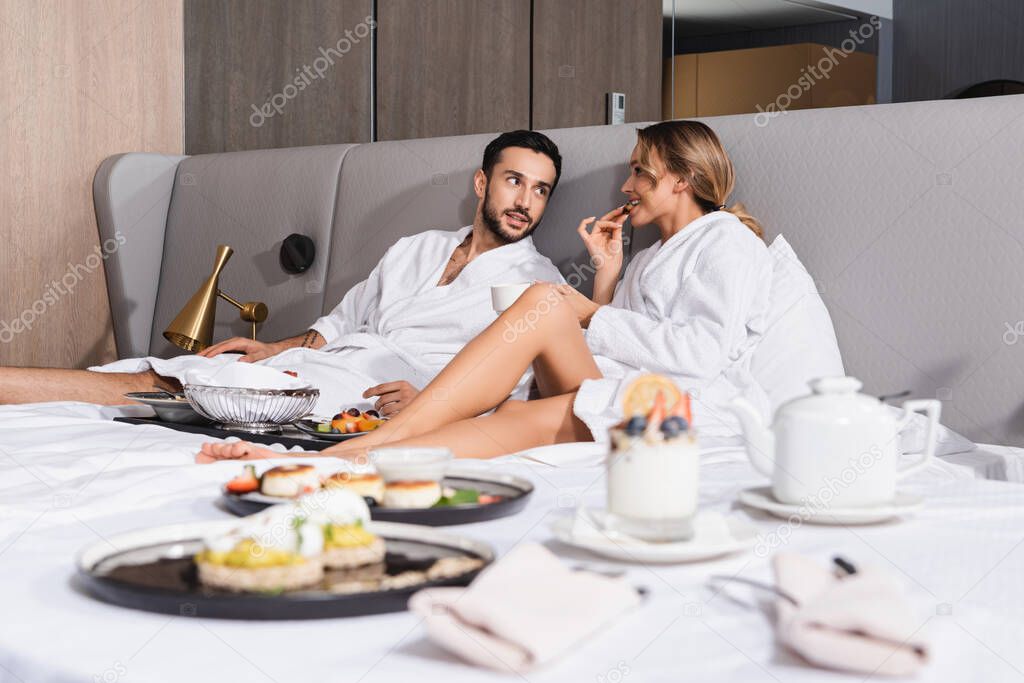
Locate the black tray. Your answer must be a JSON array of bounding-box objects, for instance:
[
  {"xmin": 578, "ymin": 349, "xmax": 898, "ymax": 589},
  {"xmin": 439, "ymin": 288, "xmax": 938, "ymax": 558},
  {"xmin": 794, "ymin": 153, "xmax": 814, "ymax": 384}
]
[
  {"xmin": 222, "ymin": 471, "xmax": 534, "ymax": 526},
  {"xmin": 76, "ymin": 520, "xmax": 492, "ymax": 620},
  {"xmin": 113, "ymin": 416, "xmax": 350, "ymax": 451}
]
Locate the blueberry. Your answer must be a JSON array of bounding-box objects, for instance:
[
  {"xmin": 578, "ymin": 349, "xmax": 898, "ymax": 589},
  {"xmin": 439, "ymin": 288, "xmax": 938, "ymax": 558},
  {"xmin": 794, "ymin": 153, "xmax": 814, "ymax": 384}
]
[
  {"xmin": 661, "ymin": 416, "xmax": 688, "ymax": 437},
  {"xmin": 624, "ymin": 416, "xmax": 647, "ymax": 436}
]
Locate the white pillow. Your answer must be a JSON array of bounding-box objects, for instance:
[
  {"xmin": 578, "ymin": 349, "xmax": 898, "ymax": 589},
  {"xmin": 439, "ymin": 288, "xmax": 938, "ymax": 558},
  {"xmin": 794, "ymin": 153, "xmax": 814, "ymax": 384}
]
[
  {"xmin": 753, "ymin": 235, "xmax": 975, "ymax": 457},
  {"xmin": 751, "ymin": 235, "xmax": 844, "ymax": 412}
]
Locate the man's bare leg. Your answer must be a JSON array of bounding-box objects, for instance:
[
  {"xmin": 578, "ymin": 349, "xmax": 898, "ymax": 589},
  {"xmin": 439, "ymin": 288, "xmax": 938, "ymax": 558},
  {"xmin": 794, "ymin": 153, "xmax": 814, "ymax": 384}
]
[{"xmin": 0, "ymin": 367, "xmax": 179, "ymax": 405}]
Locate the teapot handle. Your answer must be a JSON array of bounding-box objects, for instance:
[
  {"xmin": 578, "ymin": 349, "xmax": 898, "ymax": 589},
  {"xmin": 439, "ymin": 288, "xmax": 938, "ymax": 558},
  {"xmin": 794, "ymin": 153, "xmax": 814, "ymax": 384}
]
[{"xmin": 895, "ymin": 399, "xmax": 942, "ymax": 479}]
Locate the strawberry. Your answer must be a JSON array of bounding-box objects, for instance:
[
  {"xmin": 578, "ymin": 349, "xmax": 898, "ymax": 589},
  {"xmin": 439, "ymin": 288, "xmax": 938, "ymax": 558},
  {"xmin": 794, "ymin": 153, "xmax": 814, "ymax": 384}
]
[
  {"xmin": 225, "ymin": 465, "xmax": 259, "ymax": 494},
  {"xmin": 669, "ymin": 393, "xmax": 692, "ymax": 424},
  {"xmin": 648, "ymin": 390, "xmax": 667, "ymax": 425}
]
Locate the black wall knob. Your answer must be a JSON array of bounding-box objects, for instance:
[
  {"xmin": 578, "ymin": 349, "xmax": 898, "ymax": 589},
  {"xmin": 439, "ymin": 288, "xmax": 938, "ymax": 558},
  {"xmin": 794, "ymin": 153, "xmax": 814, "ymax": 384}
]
[{"xmin": 280, "ymin": 233, "xmax": 316, "ymax": 274}]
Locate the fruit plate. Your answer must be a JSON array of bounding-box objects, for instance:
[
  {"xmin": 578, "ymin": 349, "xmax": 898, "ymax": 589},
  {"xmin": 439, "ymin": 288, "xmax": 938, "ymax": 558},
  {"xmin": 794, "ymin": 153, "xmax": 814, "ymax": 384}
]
[
  {"xmin": 222, "ymin": 469, "xmax": 534, "ymax": 526},
  {"xmin": 75, "ymin": 519, "xmax": 492, "ymax": 620},
  {"xmin": 292, "ymin": 418, "xmax": 370, "ymax": 442}
]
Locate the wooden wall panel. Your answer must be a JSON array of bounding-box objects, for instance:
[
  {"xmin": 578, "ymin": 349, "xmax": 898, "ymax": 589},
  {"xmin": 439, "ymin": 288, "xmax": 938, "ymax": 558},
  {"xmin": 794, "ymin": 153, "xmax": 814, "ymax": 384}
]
[
  {"xmin": 532, "ymin": 0, "xmax": 662, "ymax": 129},
  {"xmin": 185, "ymin": 0, "xmax": 373, "ymax": 153},
  {"xmin": 375, "ymin": 0, "xmax": 530, "ymax": 141},
  {"xmin": 0, "ymin": 0, "xmax": 183, "ymax": 368}
]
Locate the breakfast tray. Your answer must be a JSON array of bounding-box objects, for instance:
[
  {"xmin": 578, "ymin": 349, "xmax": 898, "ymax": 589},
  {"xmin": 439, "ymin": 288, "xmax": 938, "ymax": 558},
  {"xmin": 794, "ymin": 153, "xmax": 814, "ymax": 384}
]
[{"xmin": 112, "ymin": 416, "xmax": 336, "ymax": 451}]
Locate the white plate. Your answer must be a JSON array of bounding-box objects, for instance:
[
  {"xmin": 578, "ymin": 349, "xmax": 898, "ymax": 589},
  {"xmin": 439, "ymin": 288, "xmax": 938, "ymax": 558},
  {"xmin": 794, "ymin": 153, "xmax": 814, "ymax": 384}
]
[
  {"xmin": 550, "ymin": 509, "xmax": 756, "ymax": 564},
  {"xmin": 737, "ymin": 486, "xmax": 924, "ymax": 525}
]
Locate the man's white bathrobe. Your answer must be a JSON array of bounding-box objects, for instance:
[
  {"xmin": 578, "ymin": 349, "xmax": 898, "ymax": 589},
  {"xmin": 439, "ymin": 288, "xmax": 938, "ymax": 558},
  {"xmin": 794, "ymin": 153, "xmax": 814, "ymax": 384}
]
[
  {"xmin": 93, "ymin": 227, "xmax": 564, "ymax": 414},
  {"xmin": 574, "ymin": 211, "xmax": 773, "ymax": 445}
]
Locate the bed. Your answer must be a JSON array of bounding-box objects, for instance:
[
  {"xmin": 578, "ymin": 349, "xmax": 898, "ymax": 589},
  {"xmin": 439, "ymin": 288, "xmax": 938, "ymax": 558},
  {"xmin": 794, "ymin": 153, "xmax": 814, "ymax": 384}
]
[{"xmin": 2, "ymin": 401, "xmax": 1024, "ymax": 681}]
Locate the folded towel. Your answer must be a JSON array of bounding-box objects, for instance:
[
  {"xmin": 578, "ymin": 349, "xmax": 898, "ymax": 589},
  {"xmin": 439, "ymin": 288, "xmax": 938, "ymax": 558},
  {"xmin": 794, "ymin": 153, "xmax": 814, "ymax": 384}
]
[
  {"xmin": 408, "ymin": 543, "xmax": 641, "ymax": 673},
  {"xmin": 773, "ymin": 553, "xmax": 929, "ymax": 676},
  {"xmin": 180, "ymin": 359, "xmax": 310, "ymax": 391}
]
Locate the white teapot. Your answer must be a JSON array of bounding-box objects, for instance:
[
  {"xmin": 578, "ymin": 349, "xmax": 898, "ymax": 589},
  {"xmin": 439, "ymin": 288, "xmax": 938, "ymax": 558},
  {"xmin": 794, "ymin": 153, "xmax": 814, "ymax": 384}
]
[{"xmin": 729, "ymin": 377, "xmax": 940, "ymax": 507}]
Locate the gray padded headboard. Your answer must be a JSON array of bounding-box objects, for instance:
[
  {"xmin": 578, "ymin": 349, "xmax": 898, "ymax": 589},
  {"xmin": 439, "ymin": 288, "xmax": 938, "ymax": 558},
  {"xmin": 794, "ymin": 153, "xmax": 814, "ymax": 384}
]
[
  {"xmin": 148, "ymin": 144, "xmax": 355, "ymax": 358},
  {"xmin": 93, "ymin": 152, "xmax": 185, "ymax": 357}
]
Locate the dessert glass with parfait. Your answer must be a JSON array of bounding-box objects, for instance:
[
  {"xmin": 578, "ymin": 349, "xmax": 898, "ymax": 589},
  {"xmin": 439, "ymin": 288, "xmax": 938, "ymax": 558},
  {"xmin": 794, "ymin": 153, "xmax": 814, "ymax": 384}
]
[{"xmin": 606, "ymin": 381, "xmax": 699, "ymax": 542}]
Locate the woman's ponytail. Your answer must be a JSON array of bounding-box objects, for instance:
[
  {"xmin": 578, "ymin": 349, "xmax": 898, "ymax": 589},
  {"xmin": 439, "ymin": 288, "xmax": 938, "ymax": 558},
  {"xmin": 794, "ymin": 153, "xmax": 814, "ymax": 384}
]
[{"xmin": 721, "ymin": 202, "xmax": 763, "ymax": 239}]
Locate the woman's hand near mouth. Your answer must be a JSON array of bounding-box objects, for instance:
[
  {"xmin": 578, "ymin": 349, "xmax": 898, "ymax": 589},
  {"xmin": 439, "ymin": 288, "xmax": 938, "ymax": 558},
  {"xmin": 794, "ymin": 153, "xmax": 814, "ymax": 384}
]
[{"xmin": 577, "ymin": 206, "xmax": 628, "ymax": 305}]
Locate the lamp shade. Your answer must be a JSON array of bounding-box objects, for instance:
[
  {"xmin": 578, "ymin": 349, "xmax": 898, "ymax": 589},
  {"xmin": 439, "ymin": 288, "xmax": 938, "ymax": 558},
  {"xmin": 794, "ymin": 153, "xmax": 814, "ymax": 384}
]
[{"xmin": 163, "ymin": 245, "xmax": 233, "ymax": 352}]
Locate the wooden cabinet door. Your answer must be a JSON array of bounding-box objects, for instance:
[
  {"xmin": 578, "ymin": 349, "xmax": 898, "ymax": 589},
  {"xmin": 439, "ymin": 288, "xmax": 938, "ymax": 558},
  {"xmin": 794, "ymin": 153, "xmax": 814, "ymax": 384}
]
[
  {"xmin": 185, "ymin": 0, "xmax": 374, "ymax": 153},
  {"xmin": 376, "ymin": 0, "xmax": 531, "ymax": 140},
  {"xmin": 532, "ymin": 0, "xmax": 662, "ymax": 129}
]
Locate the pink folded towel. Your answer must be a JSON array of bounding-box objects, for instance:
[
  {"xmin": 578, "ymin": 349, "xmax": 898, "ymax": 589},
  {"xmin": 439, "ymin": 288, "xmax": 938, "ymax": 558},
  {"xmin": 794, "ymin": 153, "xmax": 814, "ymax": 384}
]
[
  {"xmin": 773, "ymin": 553, "xmax": 930, "ymax": 676},
  {"xmin": 408, "ymin": 543, "xmax": 641, "ymax": 673}
]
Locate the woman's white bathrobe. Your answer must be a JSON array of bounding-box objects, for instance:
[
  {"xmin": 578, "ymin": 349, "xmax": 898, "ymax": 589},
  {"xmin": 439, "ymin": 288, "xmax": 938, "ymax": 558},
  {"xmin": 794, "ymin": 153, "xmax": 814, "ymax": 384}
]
[
  {"xmin": 575, "ymin": 211, "xmax": 774, "ymax": 445},
  {"xmin": 93, "ymin": 227, "xmax": 563, "ymax": 415}
]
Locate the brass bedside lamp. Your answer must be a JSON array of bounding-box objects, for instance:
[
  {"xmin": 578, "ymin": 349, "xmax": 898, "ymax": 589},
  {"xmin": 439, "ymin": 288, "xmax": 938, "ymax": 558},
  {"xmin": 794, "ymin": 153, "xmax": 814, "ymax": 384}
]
[{"xmin": 163, "ymin": 245, "xmax": 269, "ymax": 352}]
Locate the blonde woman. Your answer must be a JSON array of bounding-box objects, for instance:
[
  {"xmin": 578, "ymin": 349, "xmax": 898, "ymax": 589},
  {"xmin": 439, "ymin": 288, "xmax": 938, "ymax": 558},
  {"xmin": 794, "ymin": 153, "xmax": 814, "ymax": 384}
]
[{"xmin": 198, "ymin": 120, "xmax": 773, "ymax": 462}]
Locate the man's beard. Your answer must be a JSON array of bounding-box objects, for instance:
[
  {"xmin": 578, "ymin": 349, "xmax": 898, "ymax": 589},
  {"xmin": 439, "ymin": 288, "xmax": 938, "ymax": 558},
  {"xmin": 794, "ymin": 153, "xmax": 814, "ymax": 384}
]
[{"xmin": 481, "ymin": 183, "xmax": 539, "ymax": 244}]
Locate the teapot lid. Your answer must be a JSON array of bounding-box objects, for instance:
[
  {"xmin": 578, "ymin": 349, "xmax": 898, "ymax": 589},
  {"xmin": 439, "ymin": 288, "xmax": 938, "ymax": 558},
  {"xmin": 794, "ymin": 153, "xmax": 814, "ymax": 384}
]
[
  {"xmin": 779, "ymin": 375, "xmax": 889, "ymax": 421},
  {"xmin": 808, "ymin": 377, "xmax": 862, "ymax": 394}
]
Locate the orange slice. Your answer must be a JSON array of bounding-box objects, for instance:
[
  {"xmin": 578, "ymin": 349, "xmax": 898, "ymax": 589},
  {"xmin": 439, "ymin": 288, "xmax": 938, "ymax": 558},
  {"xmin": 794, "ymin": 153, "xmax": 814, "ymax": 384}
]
[{"xmin": 622, "ymin": 374, "xmax": 682, "ymax": 417}]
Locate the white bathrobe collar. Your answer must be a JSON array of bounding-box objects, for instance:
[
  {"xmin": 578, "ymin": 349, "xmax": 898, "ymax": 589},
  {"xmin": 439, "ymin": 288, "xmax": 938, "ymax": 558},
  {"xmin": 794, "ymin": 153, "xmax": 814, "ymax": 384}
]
[
  {"xmin": 654, "ymin": 210, "xmax": 730, "ymax": 248},
  {"xmin": 445, "ymin": 225, "xmax": 543, "ymax": 281},
  {"xmin": 639, "ymin": 210, "xmax": 735, "ymax": 270}
]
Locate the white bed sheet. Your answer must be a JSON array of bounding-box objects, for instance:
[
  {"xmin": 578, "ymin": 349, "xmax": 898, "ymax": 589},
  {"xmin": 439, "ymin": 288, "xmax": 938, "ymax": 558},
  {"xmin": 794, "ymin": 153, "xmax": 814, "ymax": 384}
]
[{"xmin": 1, "ymin": 402, "xmax": 1023, "ymax": 682}]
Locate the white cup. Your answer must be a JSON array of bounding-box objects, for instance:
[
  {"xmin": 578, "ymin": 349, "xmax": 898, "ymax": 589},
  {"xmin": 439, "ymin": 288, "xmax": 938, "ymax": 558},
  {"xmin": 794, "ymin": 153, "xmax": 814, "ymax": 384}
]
[
  {"xmin": 605, "ymin": 433, "xmax": 700, "ymax": 542},
  {"xmin": 490, "ymin": 283, "xmax": 531, "ymax": 313}
]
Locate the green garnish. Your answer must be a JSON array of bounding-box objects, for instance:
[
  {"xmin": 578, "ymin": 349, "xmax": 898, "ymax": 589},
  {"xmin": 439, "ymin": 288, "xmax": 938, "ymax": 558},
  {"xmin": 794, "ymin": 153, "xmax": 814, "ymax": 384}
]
[
  {"xmin": 291, "ymin": 515, "xmax": 307, "ymax": 553},
  {"xmin": 433, "ymin": 488, "xmax": 480, "ymax": 507}
]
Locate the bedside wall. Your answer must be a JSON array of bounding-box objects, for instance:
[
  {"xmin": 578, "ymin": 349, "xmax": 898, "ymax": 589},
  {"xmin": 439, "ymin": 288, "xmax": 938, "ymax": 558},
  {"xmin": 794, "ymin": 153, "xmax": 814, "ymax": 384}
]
[{"xmin": 0, "ymin": 0, "xmax": 184, "ymax": 367}]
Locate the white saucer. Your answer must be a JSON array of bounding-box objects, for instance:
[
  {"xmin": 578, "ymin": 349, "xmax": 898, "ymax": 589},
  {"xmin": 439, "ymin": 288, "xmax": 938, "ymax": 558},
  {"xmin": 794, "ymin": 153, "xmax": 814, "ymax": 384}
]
[
  {"xmin": 550, "ymin": 508, "xmax": 756, "ymax": 564},
  {"xmin": 737, "ymin": 486, "xmax": 924, "ymax": 525}
]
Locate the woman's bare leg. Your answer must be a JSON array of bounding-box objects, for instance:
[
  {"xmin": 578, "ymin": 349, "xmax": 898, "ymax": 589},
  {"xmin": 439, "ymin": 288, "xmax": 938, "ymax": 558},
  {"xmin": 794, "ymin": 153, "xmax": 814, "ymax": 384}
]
[
  {"xmin": 195, "ymin": 394, "xmax": 590, "ymax": 463},
  {"xmin": 364, "ymin": 393, "xmax": 591, "ymax": 458},
  {"xmin": 326, "ymin": 284, "xmax": 599, "ymax": 453}
]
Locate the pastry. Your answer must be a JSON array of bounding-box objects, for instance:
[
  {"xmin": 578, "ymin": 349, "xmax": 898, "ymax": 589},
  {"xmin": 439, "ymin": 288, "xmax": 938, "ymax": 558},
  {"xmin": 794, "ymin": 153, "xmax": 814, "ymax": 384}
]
[
  {"xmin": 383, "ymin": 480, "xmax": 442, "ymax": 508},
  {"xmin": 322, "ymin": 471, "xmax": 384, "ymax": 504},
  {"xmin": 260, "ymin": 464, "xmax": 320, "ymax": 498}
]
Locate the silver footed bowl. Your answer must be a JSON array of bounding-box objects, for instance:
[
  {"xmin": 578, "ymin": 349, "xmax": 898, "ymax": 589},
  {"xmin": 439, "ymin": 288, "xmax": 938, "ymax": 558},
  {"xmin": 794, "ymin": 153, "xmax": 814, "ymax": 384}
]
[{"xmin": 182, "ymin": 384, "xmax": 320, "ymax": 434}]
